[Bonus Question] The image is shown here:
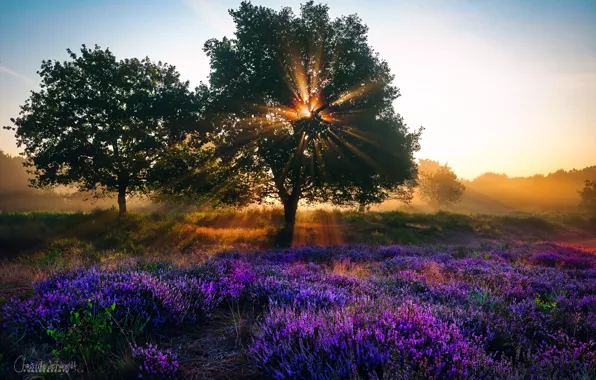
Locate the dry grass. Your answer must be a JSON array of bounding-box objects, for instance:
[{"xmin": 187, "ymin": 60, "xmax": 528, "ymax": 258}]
[
  {"xmin": 170, "ymin": 224, "xmax": 272, "ymax": 249},
  {"xmin": 421, "ymin": 261, "xmax": 446, "ymax": 285},
  {"xmin": 328, "ymin": 258, "xmax": 371, "ymax": 279},
  {"xmin": 172, "ymin": 309, "xmax": 259, "ymax": 380}
]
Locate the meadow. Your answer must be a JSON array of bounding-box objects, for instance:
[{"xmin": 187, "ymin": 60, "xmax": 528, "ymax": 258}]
[
  {"xmin": 2, "ymin": 0, "xmax": 595, "ymax": 378},
  {"xmin": 0, "ymin": 209, "xmax": 595, "ymax": 379}
]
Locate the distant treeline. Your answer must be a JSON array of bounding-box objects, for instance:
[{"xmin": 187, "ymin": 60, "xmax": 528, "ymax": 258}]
[
  {"xmin": 455, "ymin": 168, "xmax": 596, "ymax": 213},
  {"xmin": 383, "ymin": 166, "xmax": 595, "ymax": 214}
]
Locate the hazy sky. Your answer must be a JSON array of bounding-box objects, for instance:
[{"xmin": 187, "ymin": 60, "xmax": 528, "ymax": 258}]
[{"xmin": 1, "ymin": 0, "xmax": 595, "ymax": 179}]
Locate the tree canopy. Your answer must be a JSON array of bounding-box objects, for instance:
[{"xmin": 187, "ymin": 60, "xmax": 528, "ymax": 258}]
[
  {"xmin": 5, "ymin": 45, "xmax": 198, "ymax": 214},
  {"xmin": 417, "ymin": 159, "xmax": 465, "ymax": 209},
  {"xmin": 197, "ymin": 1, "xmax": 421, "ymax": 239}
]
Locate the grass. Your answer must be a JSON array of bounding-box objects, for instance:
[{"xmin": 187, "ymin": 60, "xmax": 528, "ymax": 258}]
[
  {"xmin": 0, "ymin": 208, "xmax": 593, "ymax": 267},
  {"xmin": 2, "ymin": 208, "xmax": 593, "ymax": 259}
]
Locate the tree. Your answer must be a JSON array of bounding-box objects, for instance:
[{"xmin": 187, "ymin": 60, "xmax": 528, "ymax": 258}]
[
  {"xmin": 417, "ymin": 159, "xmax": 465, "ymax": 209},
  {"xmin": 198, "ymin": 2, "xmax": 421, "ymax": 241},
  {"xmin": 579, "ymin": 180, "xmax": 596, "ymax": 216},
  {"xmin": 5, "ymin": 45, "xmax": 198, "ymax": 215}
]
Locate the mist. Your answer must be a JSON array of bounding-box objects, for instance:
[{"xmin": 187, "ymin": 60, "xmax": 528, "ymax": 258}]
[
  {"xmin": 2, "ymin": 150, "xmax": 592, "ymax": 214},
  {"xmin": 0, "ymin": 151, "xmax": 153, "ymax": 212}
]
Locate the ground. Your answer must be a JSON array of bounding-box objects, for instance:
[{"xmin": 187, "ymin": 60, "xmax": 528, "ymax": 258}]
[{"xmin": 0, "ymin": 209, "xmax": 594, "ymax": 379}]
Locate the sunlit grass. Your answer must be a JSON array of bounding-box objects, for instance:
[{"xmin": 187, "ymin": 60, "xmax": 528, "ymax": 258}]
[
  {"xmin": 1, "ymin": 208, "xmax": 593, "ymax": 261},
  {"xmin": 327, "ymin": 258, "xmax": 371, "ymax": 279},
  {"xmin": 170, "ymin": 224, "xmax": 272, "ymax": 249}
]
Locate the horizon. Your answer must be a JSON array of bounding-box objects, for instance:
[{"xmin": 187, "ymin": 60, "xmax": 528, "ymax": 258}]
[
  {"xmin": 1, "ymin": 147, "xmax": 594, "ymax": 183},
  {"xmin": 1, "ymin": 0, "xmax": 595, "ymax": 179}
]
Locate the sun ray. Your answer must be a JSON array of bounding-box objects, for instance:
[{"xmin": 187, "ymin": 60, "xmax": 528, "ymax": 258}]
[
  {"xmin": 330, "ymin": 81, "xmax": 383, "ymax": 106},
  {"xmin": 342, "ymin": 127, "xmax": 384, "ymax": 148},
  {"xmin": 327, "ymin": 128, "xmax": 377, "ymax": 168},
  {"xmin": 324, "ymin": 135, "xmax": 344, "ymax": 158},
  {"xmin": 281, "ymin": 42, "xmax": 311, "ymax": 106}
]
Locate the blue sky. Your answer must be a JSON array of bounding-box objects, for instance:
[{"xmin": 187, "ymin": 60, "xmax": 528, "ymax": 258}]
[{"xmin": 1, "ymin": 0, "xmax": 595, "ymax": 179}]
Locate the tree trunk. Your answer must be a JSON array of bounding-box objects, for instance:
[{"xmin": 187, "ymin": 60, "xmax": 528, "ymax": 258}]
[
  {"xmin": 118, "ymin": 185, "xmax": 127, "ymax": 216},
  {"xmin": 284, "ymin": 196, "xmax": 299, "ymax": 231},
  {"xmin": 276, "ymin": 195, "xmax": 299, "ymax": 246}
]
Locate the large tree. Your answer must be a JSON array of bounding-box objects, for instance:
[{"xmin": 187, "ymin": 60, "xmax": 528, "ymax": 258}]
[
  {"xmin": 199, "ymin": 2, "xmax": 421, "ymax": 240},
  {"xmin": 417, "ymin": 159, "xmax": 465, "ymax": 209},
  {"xmin": 5, "ymin": 45, "xmax": 198, "ymax": 215}
]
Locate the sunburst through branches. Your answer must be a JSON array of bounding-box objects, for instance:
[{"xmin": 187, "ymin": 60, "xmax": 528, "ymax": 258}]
[{"xmin": 239, "ymin": 45, "xmax": 385, "ymax": 175}]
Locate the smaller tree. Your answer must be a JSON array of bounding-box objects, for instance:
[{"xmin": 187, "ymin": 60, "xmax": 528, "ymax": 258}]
[
  {"xmin": 417, "ymin": 159, "xmax": 465, "ymax": 209},
  {"xmin": 5, "ymin": 45, "xmax": 199, "ymax": 215},
  {"xmin": 579, "ymin": 180, "xmax": 596, "ymax": 216}
]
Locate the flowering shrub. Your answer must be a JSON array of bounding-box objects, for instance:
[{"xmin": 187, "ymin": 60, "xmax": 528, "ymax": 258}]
[
  {"xmin": 1, "ymin": 242, "xmax": 595, "ymax": 378},
  {"xmin": 131, "ymin": 343, "xmax": 179, "ymax": 379},
  {"xmin": 249, "ymin": 299, "xmax": 501, "ymax": 379},
  {"xmin": 2, "ymin": 269, "xmax": 223, "ymax": 340},
  {"xmin": 527, "ymin": 331, "xmax": 596, "ymax": 378},
  {"xmin": 529, "ymin": 244, "xmax": 596, "ymax": 269}
]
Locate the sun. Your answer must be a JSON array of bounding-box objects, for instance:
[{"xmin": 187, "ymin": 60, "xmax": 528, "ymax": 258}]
[
  {"xmin": 244, "ymin": 43, "xmax": 384, "ymax": 164},
  {"xmin": 296, "ymin": 102, "xmax": 313, "ymax": 119}
]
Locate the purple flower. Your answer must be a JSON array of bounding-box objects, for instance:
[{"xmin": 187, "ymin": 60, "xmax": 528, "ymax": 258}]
[{"xmin": 131, "ymin": 343, "xmax": 178, "ymax": 379}]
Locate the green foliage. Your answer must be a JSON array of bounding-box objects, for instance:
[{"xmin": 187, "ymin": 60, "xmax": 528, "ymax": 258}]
[
  {"xmin": 43, "ymin": 302, "xmax": 149, "ymax": 376},
  {"xmin": 468, "ymin": 290, "xmax": 490, "ymax": 306},
  {"xmin": 418, "ymin": 159, "xmax": 466, "ymax": 208},
  {"xmin": 0, "ymin": 209, "xmax": 587, "ymax": 262},
  {"xmin": 135, "ymin": 261, "xmax": 172, "ymax": 273},
  {"xmin": 366, "ymin": 231, "xmax": 392, "ymax": 245},
  {"xmin": 46, "ymin": 302, "xmax": 116, "ymax": 363},
  {"xmin": 534, "ymin": 295, "xmax": 557, "ymax": 312},
  {"xmin": 37, "ymin": 238, "xmax": 97, "ymax": 266},
  {"xmin": 5, "ymin": 45, "xmax": 199, "ymax": 214},
  {"xmin": 342, "ymin": 210, "xmax": 474, "ymax": 237},
  {"xmin": 194, "ymin": 1, "xmax": 421, "ymax": 229}
]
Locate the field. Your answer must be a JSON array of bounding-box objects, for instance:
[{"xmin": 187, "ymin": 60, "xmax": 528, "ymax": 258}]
[{"xmin": 0, "ymin": 209, "xmax": 595, "ymax": 379}]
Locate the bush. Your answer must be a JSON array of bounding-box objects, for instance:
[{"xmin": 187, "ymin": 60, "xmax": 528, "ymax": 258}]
[
  {"xmin": 46, "ymin": 302, "xmax": 116, "ymax": 364},
  {"xmin": 131, "ymin": 343, "xmax": 179, "ymax": 379},
  {"xmin": 249, "ymin": 299, "xmax": 501, "ymax": 379}
]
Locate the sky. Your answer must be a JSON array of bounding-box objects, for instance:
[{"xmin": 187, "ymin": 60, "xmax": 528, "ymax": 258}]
[{"xmin": 1, "ymin": 0, "xmax": 595, "ymax": 180}]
